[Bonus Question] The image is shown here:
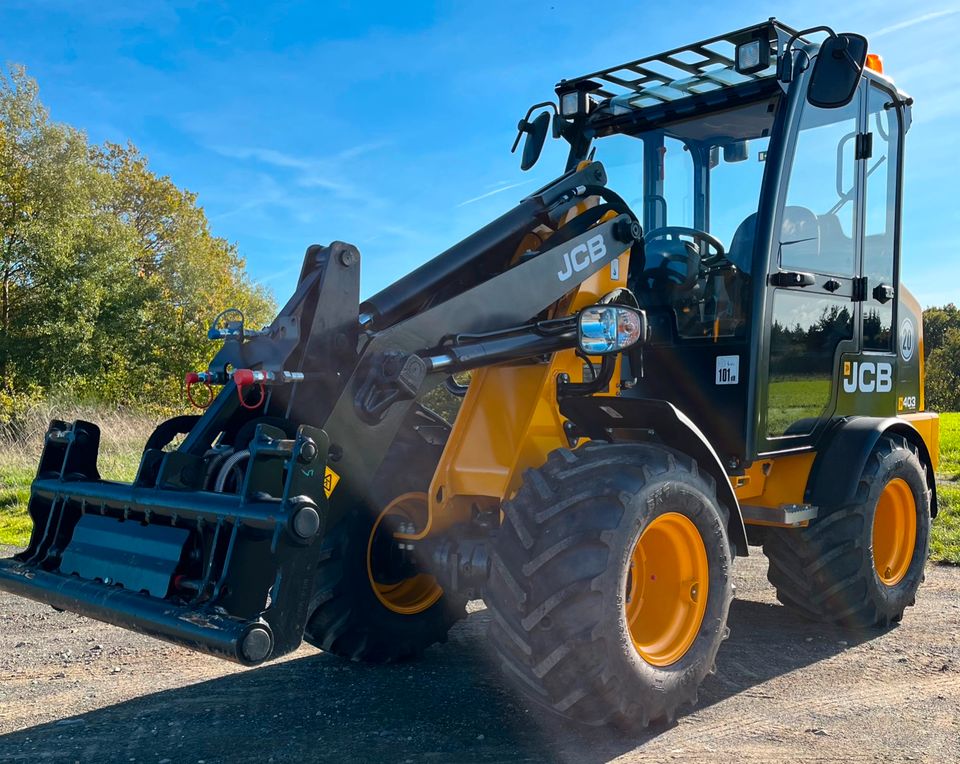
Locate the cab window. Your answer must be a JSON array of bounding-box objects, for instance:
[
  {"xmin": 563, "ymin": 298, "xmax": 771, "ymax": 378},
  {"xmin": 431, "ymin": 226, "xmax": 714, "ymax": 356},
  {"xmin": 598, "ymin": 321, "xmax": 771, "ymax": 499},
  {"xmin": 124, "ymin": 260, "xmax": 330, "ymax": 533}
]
[
  {"xmin": 862, "ymin": 84, "xmax": 900, "ymax": 350},
  {"xmin": 599, "ymin": 96, "xmax": 781, "ymax": 342},
  {"xmin": 780, "ymin": 92, "xmax": 861, "ymax": 277}
]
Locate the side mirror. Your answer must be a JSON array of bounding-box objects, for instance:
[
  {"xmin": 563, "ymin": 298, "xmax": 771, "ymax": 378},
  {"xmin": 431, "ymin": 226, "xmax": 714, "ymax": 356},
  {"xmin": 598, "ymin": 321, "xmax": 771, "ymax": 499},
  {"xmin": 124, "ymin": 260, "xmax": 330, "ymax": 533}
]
[
  {"xmin": 807, "ymin": 33, "xmax": 868, "ymax": 109},
  {"xmin": 578, "ymin": 305, "xmax": 647, "ymax": 355},
  {"xmin": 518, "ymin": 112, "xmax": 551, "ymax": 171}
]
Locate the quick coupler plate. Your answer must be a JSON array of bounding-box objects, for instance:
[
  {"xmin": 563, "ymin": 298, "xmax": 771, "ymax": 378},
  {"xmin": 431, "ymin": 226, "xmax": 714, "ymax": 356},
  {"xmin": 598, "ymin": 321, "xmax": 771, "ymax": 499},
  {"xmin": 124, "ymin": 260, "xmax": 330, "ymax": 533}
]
[{"xmin": 0, "ymin": 419, "xmax": 333, "ymax": 666}]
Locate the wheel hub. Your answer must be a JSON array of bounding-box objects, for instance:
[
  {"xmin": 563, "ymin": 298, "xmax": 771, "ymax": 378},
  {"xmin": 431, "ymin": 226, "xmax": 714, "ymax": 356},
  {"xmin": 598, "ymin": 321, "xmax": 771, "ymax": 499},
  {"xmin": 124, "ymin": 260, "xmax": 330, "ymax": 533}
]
[
  {"xmin": 366, "ymin": 493, "xmax": 443, "ymax": 615},
  {"xmin": 872, "ymin": 477, "xmax": 917, "ymax": 587},
  {"xmin": 625, "ymin": 512, "xmax": 709, "ymax": 667}
]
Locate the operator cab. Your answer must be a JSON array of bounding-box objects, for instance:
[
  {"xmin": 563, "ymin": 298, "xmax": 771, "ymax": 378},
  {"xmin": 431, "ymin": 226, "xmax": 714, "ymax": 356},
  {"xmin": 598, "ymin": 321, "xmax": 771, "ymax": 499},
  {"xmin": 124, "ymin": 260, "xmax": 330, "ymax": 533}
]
[{"xmin": 515, "ymin": 20, "xmax": 914, "ymax": 469}]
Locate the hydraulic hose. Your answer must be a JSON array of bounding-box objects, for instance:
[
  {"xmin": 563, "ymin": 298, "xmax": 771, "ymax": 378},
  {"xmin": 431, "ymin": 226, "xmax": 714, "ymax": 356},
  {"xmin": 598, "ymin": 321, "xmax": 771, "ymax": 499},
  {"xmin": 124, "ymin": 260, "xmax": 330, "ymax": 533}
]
[{"xmin": 214, "ymin": 449, "xmax": 250, "ymax": 493}]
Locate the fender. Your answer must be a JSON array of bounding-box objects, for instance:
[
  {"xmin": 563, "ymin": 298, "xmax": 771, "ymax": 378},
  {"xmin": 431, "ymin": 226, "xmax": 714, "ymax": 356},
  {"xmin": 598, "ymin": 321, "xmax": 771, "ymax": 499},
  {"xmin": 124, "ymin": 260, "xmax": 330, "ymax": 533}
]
[
  {"xmin": 559, "ymin": 396, "xmax": 749, "ymax": 556},
  {"xmin": 806, "ymin": 416, "xmax": 939, "ymax": 517}
]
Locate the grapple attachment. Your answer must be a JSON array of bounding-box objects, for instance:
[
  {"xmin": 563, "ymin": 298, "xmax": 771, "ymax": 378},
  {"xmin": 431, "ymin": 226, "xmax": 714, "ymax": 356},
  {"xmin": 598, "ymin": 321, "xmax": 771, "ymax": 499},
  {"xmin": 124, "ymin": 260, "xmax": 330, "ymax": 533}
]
[{"xmin": 0, "ymin": 418, "xmax": 331, "ymax": 665}]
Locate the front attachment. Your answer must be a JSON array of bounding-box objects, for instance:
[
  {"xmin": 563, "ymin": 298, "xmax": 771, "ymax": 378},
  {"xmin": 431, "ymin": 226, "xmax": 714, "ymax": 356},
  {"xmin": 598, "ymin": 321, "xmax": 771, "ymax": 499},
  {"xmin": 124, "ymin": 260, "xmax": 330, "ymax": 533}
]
[{"xmin": 0, "ymin": 419, "xmax": 331, "ymax": 666}]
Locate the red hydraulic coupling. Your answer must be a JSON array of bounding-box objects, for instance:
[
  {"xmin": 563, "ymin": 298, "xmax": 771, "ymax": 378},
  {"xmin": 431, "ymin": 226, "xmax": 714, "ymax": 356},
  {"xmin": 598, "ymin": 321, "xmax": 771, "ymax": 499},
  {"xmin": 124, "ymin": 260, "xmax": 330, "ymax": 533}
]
[
  {"xmin": 232, "ymin": 369, "xmax": 305, "ymax": 385},
  {"xmin": 231, "ymin": 369, "xmax": 306, "ymax": 411},
  {"xmin": 184, "ymin": 371, "xmax": 217, "ymax": 409}
]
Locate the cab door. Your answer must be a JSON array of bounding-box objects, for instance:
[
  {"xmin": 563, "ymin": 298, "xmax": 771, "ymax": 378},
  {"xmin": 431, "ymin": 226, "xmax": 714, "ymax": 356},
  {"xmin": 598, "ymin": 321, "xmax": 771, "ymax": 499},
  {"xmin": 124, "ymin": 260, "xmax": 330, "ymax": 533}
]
[
  {"xmin": 836, "ymin": 80, "xmax": 903, "ymax": 418},
  {"xmin": 758, "ymin": 83, "xmax": 864, "ymax": 451}
]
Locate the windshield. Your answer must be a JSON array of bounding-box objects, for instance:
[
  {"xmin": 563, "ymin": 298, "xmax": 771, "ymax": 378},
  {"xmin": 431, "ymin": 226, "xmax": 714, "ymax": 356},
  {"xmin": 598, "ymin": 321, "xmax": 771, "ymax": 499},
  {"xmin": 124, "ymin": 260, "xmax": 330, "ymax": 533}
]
[
  {"xmin": 599, "ymin": 95, "xmax": 780, "ymax": 269},
  {"xmin": 594, "ymin": 94, "xmax": 781, "ymax": 339}
]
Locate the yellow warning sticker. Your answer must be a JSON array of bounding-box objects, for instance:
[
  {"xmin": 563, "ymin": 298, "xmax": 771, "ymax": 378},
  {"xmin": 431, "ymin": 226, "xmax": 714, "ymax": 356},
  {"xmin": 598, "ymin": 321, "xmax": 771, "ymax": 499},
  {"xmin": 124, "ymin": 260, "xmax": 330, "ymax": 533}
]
[{"xmin": 323, "ymin": 466, "xmax": 340, "ymax": 498}]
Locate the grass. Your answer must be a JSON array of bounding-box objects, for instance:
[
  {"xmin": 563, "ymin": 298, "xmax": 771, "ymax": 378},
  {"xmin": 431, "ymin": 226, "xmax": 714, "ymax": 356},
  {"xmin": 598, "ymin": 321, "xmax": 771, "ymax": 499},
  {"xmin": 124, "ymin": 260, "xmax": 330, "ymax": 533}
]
[
  {"xmin": 930, "ymin": 412, "xmax": 960, "ymax": 563},
  {"xmin": 930, "ymin": 483, "xmax": 960, "ymax": 563},
  {"xmin": 0, "ymin": 402, "xmax": 958, "ymax": 564},
  {"xmin": 937, "ymin": 411, "xmax": 960, "ymax": 480}
]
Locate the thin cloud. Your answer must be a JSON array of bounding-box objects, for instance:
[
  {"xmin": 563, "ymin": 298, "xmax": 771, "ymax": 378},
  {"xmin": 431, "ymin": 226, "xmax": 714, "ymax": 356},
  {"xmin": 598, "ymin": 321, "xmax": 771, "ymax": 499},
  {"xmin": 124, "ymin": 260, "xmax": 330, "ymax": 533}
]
[
  {"xmin": 214, "ymin": 141, "xmax": 389, "ymax": 169},
  {"xmin": 211, "ymin": 141, "xmax": 392, "ymax": 201},
  {"xmin": 457, "ymin": 179, "xmax": 532, "ymax": 207},
  {"xmin": 871, "ymin": 9, "xmax": 959, "ymax": 39},
  {"xmin": 335, "ymin": 140, "xmax": 392, "ymax": 161},
  {"xmin": 259, "ymin": 261, "xmax": 306, "ymax": 284},
  {"xmin": 216, "ymin": 146, "xmax": 311, "ymax": 170}
]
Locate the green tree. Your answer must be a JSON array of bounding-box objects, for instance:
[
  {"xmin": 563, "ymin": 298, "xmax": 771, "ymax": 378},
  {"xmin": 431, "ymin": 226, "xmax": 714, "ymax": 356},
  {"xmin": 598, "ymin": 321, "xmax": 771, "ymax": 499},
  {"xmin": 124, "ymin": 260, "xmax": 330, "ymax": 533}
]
[
  {"xmin": 0, "ymin": 64, "xmax": 273, "ymax": 412},
  {"xmin": 926, "ymin": 328, "xmax": 960, "ymax": 412},
  {"xmin": 922, "ymin": 303, "xmax": 960, "ymax": 359},
  {"xmin": 89, "ymin": 142, "xmax": 273, "ymax": 403},
  {"xmin": 922, "ymin": 305, "xmax": 960, "ymax": 412},
  {"xmin": 0, "ymin": 65, "xmax": 112, "ymax": 393}
]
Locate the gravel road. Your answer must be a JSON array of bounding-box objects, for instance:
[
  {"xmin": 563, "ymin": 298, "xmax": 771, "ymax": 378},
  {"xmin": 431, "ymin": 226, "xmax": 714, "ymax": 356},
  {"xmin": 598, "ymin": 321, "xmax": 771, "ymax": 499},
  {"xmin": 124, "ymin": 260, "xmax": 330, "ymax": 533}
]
[{"xmin": 0, "ymin": 548, "xmax": 957, "ymax": 763}]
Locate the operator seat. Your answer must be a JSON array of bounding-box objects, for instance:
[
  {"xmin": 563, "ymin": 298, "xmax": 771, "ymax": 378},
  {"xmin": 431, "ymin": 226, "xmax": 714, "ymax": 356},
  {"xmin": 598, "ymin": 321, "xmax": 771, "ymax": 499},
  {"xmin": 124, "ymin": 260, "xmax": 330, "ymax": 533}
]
[
  {"xmin": 726, "ymin": 206, "xmax": 820, "ymax": 274},
  {"xmin": 726, "ymin": 213, "xmax": 758, "ymax": 273},
  {"xmin": 815, "ymin": 213, "xmax": 854, "ymax": 275}
]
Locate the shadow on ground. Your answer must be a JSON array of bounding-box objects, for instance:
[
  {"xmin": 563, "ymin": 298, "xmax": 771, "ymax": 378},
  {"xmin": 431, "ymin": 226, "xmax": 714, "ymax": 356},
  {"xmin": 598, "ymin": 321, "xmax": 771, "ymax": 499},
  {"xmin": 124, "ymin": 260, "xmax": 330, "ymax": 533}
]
[{"xmin": 0, "ymin": 598, "xmax": 886, "ymax": 764}]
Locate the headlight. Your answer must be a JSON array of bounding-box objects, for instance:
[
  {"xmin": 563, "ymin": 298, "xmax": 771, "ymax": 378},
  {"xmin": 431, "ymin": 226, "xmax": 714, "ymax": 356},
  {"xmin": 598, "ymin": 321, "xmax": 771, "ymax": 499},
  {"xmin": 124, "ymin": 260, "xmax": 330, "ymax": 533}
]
[{"xmin": 578, "ymin": 305, "xmax": 647, "ymax": 355}]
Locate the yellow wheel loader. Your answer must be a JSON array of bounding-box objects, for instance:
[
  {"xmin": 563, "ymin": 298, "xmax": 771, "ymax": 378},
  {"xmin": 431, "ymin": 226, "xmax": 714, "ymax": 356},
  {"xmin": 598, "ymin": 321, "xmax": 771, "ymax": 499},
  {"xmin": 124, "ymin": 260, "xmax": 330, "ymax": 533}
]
[{"xmin": 0, "ymin": 20, "xmax": 940, "ymax": 728}]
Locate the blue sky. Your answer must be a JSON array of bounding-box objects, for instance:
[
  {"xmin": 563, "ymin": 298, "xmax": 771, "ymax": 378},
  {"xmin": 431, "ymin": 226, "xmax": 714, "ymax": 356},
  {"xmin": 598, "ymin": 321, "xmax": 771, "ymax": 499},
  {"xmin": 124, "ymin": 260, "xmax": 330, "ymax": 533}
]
[{"xmin": 2, "ymin": 1, "xmax": 958, "ymax": 306}]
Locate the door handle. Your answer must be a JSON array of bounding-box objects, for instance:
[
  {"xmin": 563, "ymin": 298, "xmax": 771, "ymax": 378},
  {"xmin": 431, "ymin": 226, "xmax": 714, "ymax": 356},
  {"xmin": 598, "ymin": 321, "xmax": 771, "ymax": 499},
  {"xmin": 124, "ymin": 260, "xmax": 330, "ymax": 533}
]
[
  {"xmin": 872, "ymin": 283, "xmax": 895, "ymax": 304},
  {"xmin": 769, "ymin": 271, "xmax": 816, "ymax": 287}
]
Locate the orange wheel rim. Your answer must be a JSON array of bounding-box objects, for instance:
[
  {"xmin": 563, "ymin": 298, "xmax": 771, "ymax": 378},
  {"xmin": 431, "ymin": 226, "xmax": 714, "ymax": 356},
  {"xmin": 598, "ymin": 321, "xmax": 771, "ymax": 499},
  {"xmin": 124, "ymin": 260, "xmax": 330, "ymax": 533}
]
[
  {"xmin": 367, "ymin": 493, "xmax": 443, "ymax": 615},
  {"xmin": 625, "ymin": 512, "xmax": 709, "ymax": 667},
  {"xmin": 872, "ymin": 478, "xmax": 916, "ymax": 587}
]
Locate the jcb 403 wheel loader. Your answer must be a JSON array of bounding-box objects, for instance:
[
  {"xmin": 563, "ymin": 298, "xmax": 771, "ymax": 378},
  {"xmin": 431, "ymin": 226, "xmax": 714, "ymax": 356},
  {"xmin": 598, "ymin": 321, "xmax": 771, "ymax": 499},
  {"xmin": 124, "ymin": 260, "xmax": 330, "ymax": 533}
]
[{"xmin": 0, "ymin": 20, "xmax": 941, "ymax": 727}]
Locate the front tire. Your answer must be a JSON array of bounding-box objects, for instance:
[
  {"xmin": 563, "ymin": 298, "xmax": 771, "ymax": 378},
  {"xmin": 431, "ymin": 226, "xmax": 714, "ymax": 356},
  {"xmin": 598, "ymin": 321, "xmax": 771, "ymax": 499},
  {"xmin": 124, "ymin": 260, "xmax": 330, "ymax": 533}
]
[
  {"xmin": 763, "ymin": 434, "xmax": 931, "ymax": 628},
  {"xmin": 303, "ymin": 406, "xmax": 466, "ymax": 661},
  {"xmin": 485, "ymin": 441, "xmax": 734, "ymax": 728}
]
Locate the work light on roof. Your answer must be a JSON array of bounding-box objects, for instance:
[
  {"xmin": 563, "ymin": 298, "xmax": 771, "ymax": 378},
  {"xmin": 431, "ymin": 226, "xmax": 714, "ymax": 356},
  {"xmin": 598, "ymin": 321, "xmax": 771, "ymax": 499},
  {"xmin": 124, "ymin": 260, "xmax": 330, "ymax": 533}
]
[
  {"xmin": 556, "ymin": 80, "xmax": 601, "ymax": 118},
  {"xmin": 560, "ymin": 90, "xmax": 581, "ymax": 118},
  {"xmin": 735, "ymin": 38, "xmax": 768, "ymax": 75}
]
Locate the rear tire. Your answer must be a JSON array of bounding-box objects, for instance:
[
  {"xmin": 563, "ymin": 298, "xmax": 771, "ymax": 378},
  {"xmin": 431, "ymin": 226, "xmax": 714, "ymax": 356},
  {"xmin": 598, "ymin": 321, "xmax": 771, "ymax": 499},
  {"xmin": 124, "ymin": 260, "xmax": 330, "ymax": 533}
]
[
  {"xmin": 303, "ymin": 406, "xmax": 466, "ymax": 662},
  {"xmin": 763, "ymin": 434, "xmax": 931, "ymax": 628},
  {"xmin": 485, "ymin": 441, "xmax": 733, "ymax": 728}
]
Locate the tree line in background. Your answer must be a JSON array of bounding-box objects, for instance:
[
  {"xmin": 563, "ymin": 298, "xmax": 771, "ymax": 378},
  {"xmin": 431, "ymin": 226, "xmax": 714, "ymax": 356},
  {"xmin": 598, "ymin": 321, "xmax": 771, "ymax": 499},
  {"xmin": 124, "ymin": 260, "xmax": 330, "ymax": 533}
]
[
  {"xmin": 922, "ymin": 304, "xmax": 960, "ymax": 412},
  {"xmin": 0, "ymin": 65, "xmax": 273, "ymax": 422}
]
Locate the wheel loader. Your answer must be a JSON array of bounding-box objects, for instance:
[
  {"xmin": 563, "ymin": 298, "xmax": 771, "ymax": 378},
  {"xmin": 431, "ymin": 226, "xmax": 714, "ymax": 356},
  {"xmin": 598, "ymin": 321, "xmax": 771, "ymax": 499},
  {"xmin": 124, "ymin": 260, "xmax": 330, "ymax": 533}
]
[{"xmin": 0, "ymin": 20, "xmax": 941, "ymax": 728}]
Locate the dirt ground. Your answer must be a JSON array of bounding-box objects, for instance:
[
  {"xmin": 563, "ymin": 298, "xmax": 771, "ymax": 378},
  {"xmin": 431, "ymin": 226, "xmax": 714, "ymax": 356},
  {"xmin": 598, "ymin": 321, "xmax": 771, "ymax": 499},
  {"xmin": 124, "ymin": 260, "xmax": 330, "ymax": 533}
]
[{"xmin": 0, "ymin": 547, "xmax": 957, "ymax": 764}]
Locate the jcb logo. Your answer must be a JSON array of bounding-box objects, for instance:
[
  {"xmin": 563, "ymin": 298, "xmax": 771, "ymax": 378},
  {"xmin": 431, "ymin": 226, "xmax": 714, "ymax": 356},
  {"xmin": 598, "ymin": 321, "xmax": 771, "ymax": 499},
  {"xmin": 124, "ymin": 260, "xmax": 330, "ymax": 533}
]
[
  {"xmin": 842, "ymin": 361, "xmax": 892, "ymax": 393},
  {"xmin": 557, "ymin": 234, "xmax": 607, "ymax": 282}
]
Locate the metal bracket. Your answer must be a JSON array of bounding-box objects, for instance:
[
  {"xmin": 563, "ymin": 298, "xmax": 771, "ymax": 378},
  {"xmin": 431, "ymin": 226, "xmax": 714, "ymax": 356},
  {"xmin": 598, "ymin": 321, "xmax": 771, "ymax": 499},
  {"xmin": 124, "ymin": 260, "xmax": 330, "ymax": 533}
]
[{"xmin": 740, "ymin": 503, "xmax": 818, "ymax": 526}]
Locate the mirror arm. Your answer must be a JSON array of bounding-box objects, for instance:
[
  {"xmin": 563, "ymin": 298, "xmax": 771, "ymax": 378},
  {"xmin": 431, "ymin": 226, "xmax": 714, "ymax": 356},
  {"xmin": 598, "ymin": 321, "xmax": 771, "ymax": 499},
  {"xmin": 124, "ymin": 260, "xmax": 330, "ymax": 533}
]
[
  {"xmin": 779, "ymin": 24, "xmax": 836, "ymax": 82},
  {"xmin": 512, "ymin": 101, "xmax": 559, "ymax": 154}
]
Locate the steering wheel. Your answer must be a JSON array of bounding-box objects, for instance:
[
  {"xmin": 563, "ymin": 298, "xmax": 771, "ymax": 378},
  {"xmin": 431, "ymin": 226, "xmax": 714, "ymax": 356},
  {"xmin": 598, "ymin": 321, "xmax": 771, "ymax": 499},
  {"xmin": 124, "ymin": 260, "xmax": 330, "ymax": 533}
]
[
  {"xmin": 645, "ymin": 227, "xmax": 725, "ymax": 260},
  {"xmin": 640, "ymin": 227, "xmax": 726, "ymax": 293}
]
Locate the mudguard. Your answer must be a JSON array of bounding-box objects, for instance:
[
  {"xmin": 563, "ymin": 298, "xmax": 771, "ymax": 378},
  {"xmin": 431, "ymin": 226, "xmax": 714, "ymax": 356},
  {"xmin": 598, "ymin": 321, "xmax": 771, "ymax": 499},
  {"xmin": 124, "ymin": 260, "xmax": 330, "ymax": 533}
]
[
  {"xmin": 806, "ymin": 416, "xmax": 939, "ymax": 517},
  {"xmin": 559, "ymin": 396, "xmax": 749, "ymax": 556}
]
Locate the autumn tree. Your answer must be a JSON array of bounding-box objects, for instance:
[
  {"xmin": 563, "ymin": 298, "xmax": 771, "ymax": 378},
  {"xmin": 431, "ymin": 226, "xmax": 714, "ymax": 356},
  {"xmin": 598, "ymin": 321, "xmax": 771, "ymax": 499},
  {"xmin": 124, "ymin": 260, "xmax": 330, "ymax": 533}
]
[{"xmin": 0, "ymin": 65, "xmax": 273, "ymax": 413}]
